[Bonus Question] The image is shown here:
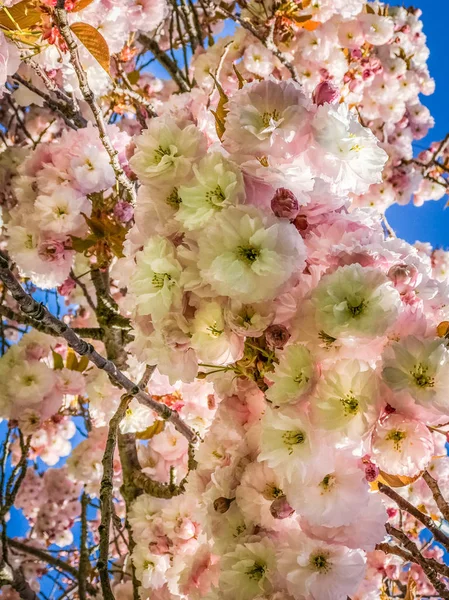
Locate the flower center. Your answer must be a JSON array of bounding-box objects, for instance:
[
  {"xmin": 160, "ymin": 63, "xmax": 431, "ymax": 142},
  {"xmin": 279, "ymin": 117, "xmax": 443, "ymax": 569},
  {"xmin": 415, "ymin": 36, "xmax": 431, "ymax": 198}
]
[
  {"xmin": 237, "ymin": 245, "xmax": 261, "ymax": 264},
  {"xmin": 205, "ymin": 185, "xmax": 225, "ymax": 206},
  {"xmin": 282, "ymin": 430, "xmax": 306, "ymax": 455},
  {"xmin": 263, "ymin": 484, "xmax": 284, "ymax": 500},
  {"xmin": 340, "ymin": 394, "xmax": 359, "ymax": 415},
  {"xmin": 151, "ymin": 272, "xmax": 172, "ymax": 289},
  {"xmin": 410, "ymin": 363, "xmax": 435, "ymax": 388},
  {"xmin": 346, "ymin": 298, "xmax": 366, "ymax": 317},
  {"xmin": 386, "ymin": 429, "xmax": 407, "ymax": 451},
  {"xmin": 261, "ymin": 109, "xmax": 281, "ymax": 128},
  {"xmin": 166, "ymin": 188, "xmax": 181, "ymax": 208},
  {"xmin": 246, "ymin": 561, "xmax": 266, "ymax": 582},
  {"xmin": 310, "ymin": 552, "xmax": 331, "ymax": 573},
  {"xmin": 320, "ymin": 474, "xmax": 336, "ymax": 492},
  {"xmin": 153, "ymin": 146, "xmax": 173, "ymax": 164},
  {"xmin": 293, "ymin": 371, "xmax": 309, "ymax": 385},
  {"xmin": 207, "ymin": 323, "xmax": 223, "ymax": 337}
]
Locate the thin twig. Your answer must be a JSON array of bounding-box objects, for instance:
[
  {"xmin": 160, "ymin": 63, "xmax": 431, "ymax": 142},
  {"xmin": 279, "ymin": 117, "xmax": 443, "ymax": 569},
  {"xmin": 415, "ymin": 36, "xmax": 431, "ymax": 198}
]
[
  {"xmin": 0, "ymin": 250, "xmax": 196, "ymax": 442},
  {"xmin": 54, "ymin": 0, "xmax": 136, "ymax": 204}
]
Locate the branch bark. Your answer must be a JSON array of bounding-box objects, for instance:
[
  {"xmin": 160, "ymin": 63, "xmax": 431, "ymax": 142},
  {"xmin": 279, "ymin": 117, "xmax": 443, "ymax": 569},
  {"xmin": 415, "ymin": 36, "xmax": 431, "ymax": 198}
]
[
  {"xmin": 0, "ymin": 251, "xmax": 197, "ymax": 443},
  {"xmin": 378, "ymin": 482, "xmax": 449, "ymax": 550},
  {"xmin": 423, "ymin": 470, "xmax": 449, "ymax": 522}
]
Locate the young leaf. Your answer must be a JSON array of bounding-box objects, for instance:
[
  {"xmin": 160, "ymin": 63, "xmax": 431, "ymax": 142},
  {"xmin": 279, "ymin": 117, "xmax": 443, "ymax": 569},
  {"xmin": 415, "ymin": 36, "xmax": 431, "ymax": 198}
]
[
  {"xmin": 136, "ymin": 420, "xmax": 166, "ymax": 440},
  {"xmin": 70, "ymin": 22, "xmax": 110, "ymax": 73},
  {"xmin": 233, "ymin": 64, "xmax": 246, "ymax": 89},
  {"xmin": 378, "ymin": 470, "xmax": 423, "ymax": 488},
  {"xmin": 70, "ymin": 0, "xmax": 96, "ymax": 12},
  {"xmin": 66, "ymin": 349, "xmax": 79, "ymax": 371},
  {"xmin": 209, "ymin": 71, "xmax": 229, "ymax": 140},
  {"xmin": 76, "ymin": 355, "xmax": 90, "ymax": 372},
  {"xmin": 0, "ymin": 0, "xmax": 41, "ymax": 31},
  {"xmin": 52, "ymin": 351, "xmax": 64, "ymax": 370}
]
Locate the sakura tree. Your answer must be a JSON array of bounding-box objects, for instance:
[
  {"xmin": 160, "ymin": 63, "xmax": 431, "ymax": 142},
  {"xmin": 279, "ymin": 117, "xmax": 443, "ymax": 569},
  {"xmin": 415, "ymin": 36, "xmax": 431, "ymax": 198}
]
[{"xmin": 1, "ymin": 1, "xmax": 449, "ymax": 599}]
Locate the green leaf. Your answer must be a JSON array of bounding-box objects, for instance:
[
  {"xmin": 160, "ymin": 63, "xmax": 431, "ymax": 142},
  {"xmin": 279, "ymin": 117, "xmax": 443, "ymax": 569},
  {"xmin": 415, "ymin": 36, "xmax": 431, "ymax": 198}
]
[
  {"xmin": 52, "ymin": 351, "xmax": 64, "ymax": 370},
  {"xmin": 66, "ymin": 349, "xmax": 79, "ymax": 371},
  {"xmin": 76, "ymin": 355, "xmax": 90, "ymax": 372},
  {"xmin": 71, "ymin": 236, "xmax": 96, "ymax": 253}
]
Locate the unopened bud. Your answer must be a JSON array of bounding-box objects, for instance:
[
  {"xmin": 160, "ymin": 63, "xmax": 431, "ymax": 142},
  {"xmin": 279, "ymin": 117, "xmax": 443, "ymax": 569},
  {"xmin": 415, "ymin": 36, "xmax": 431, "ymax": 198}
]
[
  {"xmin": 271, "ymin": 188, "xmax": 299, "ymax": 220},
  {"xmin": 270, "ymin": 496, "xmax": 294, "ymax": 519},
  {"xmin": 214, "ymin": 497, "xmax": 233, "ymax": 514},
  {"xmin": 364, "ymin": 461, "xmax": 379, "ymax": 483},
  {"xmin": 114, "ymin": 200, "xmax": 134, "ymax": 223},
  {"xmin": 313, "ymin": 80, "xmax": 340, "ymax": 106},
  {"xmin": 387, "ymin": 263, "xmax": 420, "ymax": 294},
  {"xmin": 265, "ymin": 324, "xmax": 291, "ymax": 350}
]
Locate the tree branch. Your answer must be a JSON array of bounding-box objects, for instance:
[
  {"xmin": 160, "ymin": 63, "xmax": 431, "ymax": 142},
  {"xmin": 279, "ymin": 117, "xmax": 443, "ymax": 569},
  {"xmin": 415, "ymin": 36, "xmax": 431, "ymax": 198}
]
[
  {"xmin": 423, "ymin": 470, "xmax": 449, "ymax": 522},
  {"xmin": 0, "ymin": 250, "xmax": 197, "ymax": 443},
  {"xmin": 54, "ymin": 0, "xmax": 136, "ymax": 204},
  {"xmin": 378, "ymin": 482, "xmax": 449, "ymax": 550}
]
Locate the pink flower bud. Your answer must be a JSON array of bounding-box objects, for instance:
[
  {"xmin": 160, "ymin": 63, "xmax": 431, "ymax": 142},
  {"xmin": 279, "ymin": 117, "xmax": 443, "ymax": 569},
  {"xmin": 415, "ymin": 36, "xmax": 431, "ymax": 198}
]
[
  {"xmin": 114, "ymin": 200, "xmax": 134, "ymax": 223},
  {"xmin": 270, "ymin": 496, "xmax": 294, "ymax": 519},
  {"xmin": 58, "ymin": 277, "xmax": 76, "ymax": 297},
  {"xmin": 387, "ymin": 263, "xmax": 420, "ymax": 293},
  {"xmin": 271, "ymin": 188, "xmax": 299, "ymax": 219},
  {"xmin": 265, "ymin": 324, "xmax": 291, "ymax": 350},
  {"xmin": 364, "ymin": 461, "xmax": 379, "ymax": 483},
  {"xmin": 313, "ymin": 81, "xmax": 340, "ymax": 106}
]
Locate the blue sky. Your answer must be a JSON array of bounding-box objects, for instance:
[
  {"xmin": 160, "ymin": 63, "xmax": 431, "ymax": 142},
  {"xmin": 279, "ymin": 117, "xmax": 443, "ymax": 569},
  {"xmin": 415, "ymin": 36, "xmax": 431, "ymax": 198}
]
[{"xmin": 386, "ymin": 0, "xmax": 449, "ymax": 246}]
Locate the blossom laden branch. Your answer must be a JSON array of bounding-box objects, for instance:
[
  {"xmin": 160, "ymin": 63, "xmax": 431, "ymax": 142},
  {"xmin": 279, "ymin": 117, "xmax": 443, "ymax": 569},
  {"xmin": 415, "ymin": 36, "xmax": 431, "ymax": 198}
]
[
  {"xmin": 54, "ymin": 0, "xmax": 137, "ymax": 204},
  {"xmin": 0, "ymin": 250, "xmax": 197, "ymax": 443},
  {"xmin": 378, "ymin": 482, "xmax": 449, "ymax": 550}
]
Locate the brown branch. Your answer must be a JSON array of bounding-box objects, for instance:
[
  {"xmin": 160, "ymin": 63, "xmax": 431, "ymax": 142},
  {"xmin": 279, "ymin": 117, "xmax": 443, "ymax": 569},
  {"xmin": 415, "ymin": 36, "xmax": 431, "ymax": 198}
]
[
  {"xmin": 423, "ymin": 471, "xmax": 449, "ymax": 522},
  {"xmin": 0, "ymin": 564, "xmax": 38, "ymax": 600},
  {"xmin": 54, "ymin": 0, "xmax": 136, "ymax": 204},
  {"xmin": 1, "ymin": 305, "xmax": 104, "ymax": 339},
  {"xmin": 8, "ymin": 539, "xmax": 79, "ymax": 579},
  {"xmin": 378, "ymin": 482, "xmax": 449, "ymax": 550},
  {"xmin": 11, "ymin": 74, "xmax": 86, "ymax": 130},
  {"xmin": 78, "ymin": 492, "xmax": 89, "ymax": 600},
  {"xmin": 138, "ymin": 34, "xmax": 190, "ymax": 92},
  {"xmin": 98, "ymin": 365, "xmax": 155, "ymax": 599},
  {"xmin": 217, "ymin": 7, "xmax": 299, "ymax": 80},
  {"xmin": 385, "ymin": 524, "xmax": 449, "ymax": 598},
  {"xmin": 0, "ymin": 250, "xmax": 197, "ymax": 443}
]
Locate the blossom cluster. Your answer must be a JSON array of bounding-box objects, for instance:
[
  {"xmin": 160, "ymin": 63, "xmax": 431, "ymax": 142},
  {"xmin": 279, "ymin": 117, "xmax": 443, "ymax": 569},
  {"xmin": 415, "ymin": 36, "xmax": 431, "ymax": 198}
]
[
  {"xmin": 4, "ymin": 123, "xmax": 129, "ymax": 288},
  {"xmin": 103, "ymin": 75, "xmax": 449, "ymax": 600},
  {"xmin": 189, "ymin": 2, "xmax": 440, "ymax": 210}
]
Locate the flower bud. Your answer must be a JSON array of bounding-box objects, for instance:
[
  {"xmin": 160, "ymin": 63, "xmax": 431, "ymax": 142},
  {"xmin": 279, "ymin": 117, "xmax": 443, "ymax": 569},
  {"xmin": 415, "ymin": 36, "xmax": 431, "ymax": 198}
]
[
  {"xmin": 313, "ymin": 81, "xmax": 340, "ymax": 106},
  {"xmin": 265, "ymin": 324, "xmax": 291, "ymax": 350},
  {"xmin": 270, "ymin": 496, "xmax": 294, "ymax": 519},
  {"xmin": 387, "ymin": 263, "xmax": 420, "ymax": 294},
  {"xmin": 364, "ymin": 461, "xmax": 379, "ymax": 483},
  {"xmin": 114, "ymin": 200, "xmax": 134, "ymax": 223},
  {"xmin": 271, "ymin": 188, "xmax": 299, "ymax": 219},
  {"xmin": 214, "ymin": 497, "xmax": 233, "ymax": 514}
]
